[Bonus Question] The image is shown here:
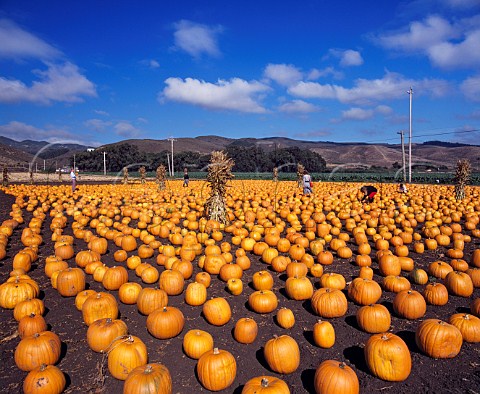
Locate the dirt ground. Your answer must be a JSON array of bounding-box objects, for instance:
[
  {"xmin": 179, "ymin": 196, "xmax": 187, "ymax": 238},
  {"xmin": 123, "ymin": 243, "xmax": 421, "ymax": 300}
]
[{"xmin": 0, "ymin": 184, "xmax": 479, "ymax": 394}]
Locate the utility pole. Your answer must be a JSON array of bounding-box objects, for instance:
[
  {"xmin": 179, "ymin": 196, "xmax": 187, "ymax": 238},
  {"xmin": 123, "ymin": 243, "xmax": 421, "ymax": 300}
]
[
  {"xmin": 73, "ymin": 154, "xmax": 76, "ymax": 171},
  {"xmin": 167, "ymin": 153, "xmax": 171, "ymax": 177},
  {"xmin": 167, "ymin": 138, "xmax": 176, "ymax": 177},
  {"xmin": 398, "ymin": 131, "xmax": 406, "ymax": 182},
  {"xmin": 103, "ymin": 152, "xmax": 107, "ymax": 175},
  {"xmin": 43, "ymin": 160, "xmax": 45, "ymax": 171},
  {"xmin": 407, "ymin": 87, "xmax": 413, "ymax": 183}
]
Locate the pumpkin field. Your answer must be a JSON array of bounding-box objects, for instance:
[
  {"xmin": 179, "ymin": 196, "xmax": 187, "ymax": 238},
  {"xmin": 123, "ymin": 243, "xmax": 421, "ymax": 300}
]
[{"xmin": 0, "ymin": 179, "xmax": 479, "ymax": 393}]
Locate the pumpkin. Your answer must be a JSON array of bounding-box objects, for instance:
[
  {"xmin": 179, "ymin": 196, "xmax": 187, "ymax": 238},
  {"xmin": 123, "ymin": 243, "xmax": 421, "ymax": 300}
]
[
  {"xmin": 159, "ymin": 269, "xmax": 185, "ymax": 296},
  {"xmin": 0, "ymin": 278, "xmax": 38, "ymax": 309},
  {"xmin": 183, "ymin": 329, "xmax": 214, "ymax": 359},
  {"xmin": 264, "ymin": 335, "xmax": 300, "ymax": 374},
  {"xmin": 241, "ymin": 376, "xmax": 290, "ymax": 394},
  {"xmin": 311, "ymin": 288, "xmax": 348, "ymax": 318},
  {"xmin": 285, "ymin": 276, "xmax": 314, "ymax": 300},
  {"xmin": 82, "ymin": 292, "xmax": 119, "ymax": 326},
  {"xmin": 382, "ymin": 276, "xmax": 411, "ymax": 293},
  {"xmin": 364, "ymin": 333, "xmax": 411, "ymax": 381},
  {"xmin": 108, "ymin": 335, "xmax": 148, "ymax": 380},
  {"xmin": 465, "ymin": 268, "xmax": 480, "ymax": 288},
  {"xmin": 56, "ymin": 267, "xmax": 85, "ymax": 297},
  {"xmin": 444, "ymin": 271, "xmax": 474, "ymax": 297},
  {"xmin": 472, "ymin": 298, "xmax": 480, "ymax": 317},
  {"xmin": 276, "ymin": 307, "xmax": 295, "ymax": 329},
  {"xmin": 185, "ymin": 282, "xmax": 208, "ymax": 306},
  {"xmin": 86, "ymin": 318, "xmax": 128, "ymax": 352},
  {"xmin": 319, "ymin": 273, "xmax": 346, "ymax": 290},
  {"xmin": 423, "ymin": 282, "xmax": 449, "ymax": 306},
  {"xmin": 23, "ymin": 364, "xmax": 66, "ymax": 394},
  {"xmin": 137, "ymin": 288, "xmax": 168, "ymax": 315},
  {"xmin": 203, "ymin": 297, "xmax": 232, "ymax": 326},
  {"xmin": 347, "ymin": 278, "xmax": 382, "ymax": 306},
  {"xmin": 146, "ymin": 306, "xmax": 185, "ymax": 339},
  {"xmin": 378, "ymin": 254, "xmax": 401, "ymax": 277},
  {"xmin": 15, "ymin": 331, "xmax": 62, "ymax": 371},
  {"xmin": 234, "ymin": 317, "xmax": 258, "ymax": 344},
  {"xmin": 18, "ymin": 313, "xmax": 47, "ymax": 339},
  {"xmin": 118, "ymin": 282, "xmax": 142, "ymax": 305},
  {"xmin": 313, "ymin": 320, "xmax": 335, "ymax": 348},
  {"xmin": 448, "ymin": 313, "xmax": 480, "ymax": 343},
  {"xmin": 415, "ymin": 319, "xmax": 463, "ymax": 358},
  {"xmin": 197, "ymin": 348, "xmax": 237, "ymax": 391},
  {"xmin": 248, "ymin": 290, "xmax": 278, "ymax": 314},
  {"xmin": 314, "ymin": 360, "xmax": 359, "ymax": 394},
  {"xmin": 123, "ymin": 363, "xmax": 172, "ymax": 394},
  {"xmin": 13, "ymin": 298, "xmax": 44, "ymax": 322},
  {"xmin": 252, "ymin": 270, "xmax": 274, "ymax": 290},
  {"xmin": 393, "ymin": 290, "xmax": 426, "ymax": 320},
  {"xmin": 102, "ymin": 265, "xmax": 129, "ymax": 291},
  {"xmin": 356, "ymin": 304, "xmax": 391, "ymax": 333},
  {"xmin": 74, "ymin": 289, "xmax": 96, "ymax": 311},
  {"xmin": 409, "ymin": 268, "xmax": 428, "ymax": 285},
  {"xmin": 428, "ymin": 261, "xmax": 453, "ymax": 279}
]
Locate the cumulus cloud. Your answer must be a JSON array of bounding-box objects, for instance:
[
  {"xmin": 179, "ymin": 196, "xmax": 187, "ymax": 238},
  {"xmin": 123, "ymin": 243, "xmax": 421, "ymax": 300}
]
[
  {"xmin": 114, "ymin": 121, "xmax": 141, "ymax": 137},
  {"xmin": 278, "ymin": 100, "xmax": 319, "ymax": 113},
  {"xmin": 0, "ymin": 62, "xmax": 96, "ymax": 104},
  {"xmin": 85, "ymin": 119, "xmax": 112, "ymax": 132},
  {"xmin": 173, "ymin": 20, "xmax": 222, "ymax": 58},
  {"xmin": 444, "ymin": 0, "xmax": 480, "ymax": 9},
  {"xmin": 0, "ymin": 121, "xmax": 79, "ymax": 143},
  {"xmin": 264, "ymin": 64, "xmax": 303, "ymax": 87},
  {"xmin": 307, "ymin": 67, "xmax": 344, "ymax": 80},
  {"xmin": 460, "ymin": 75, "xmax": 480, "ymax": 101},
  {"xmin": 375, "ymin": 14, "xmax": 480, "ymax": 69},
  {"xmin": 287, "ymin": 71, "xmax": 450, "ymax": 105},
  {"xmin": 0, "ymin": 19, "xmax": 61, "ymax": 60},
  {"xmin": 341, "ymin": 107, "xmax": 374, "ymax": 120},
  {"xmin": 161, "ymin": 77, "xmax": 269, "ymax": 113}
]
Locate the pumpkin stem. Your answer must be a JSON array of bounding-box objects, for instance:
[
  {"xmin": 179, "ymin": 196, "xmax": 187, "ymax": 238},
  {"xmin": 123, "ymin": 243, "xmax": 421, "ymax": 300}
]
[
  {"xmin": 162, "ymin": 307, "xmax": 168, "ymax": 312},
  {"xmin": 213, "ymin": 347, "xmax": 219, "ymax": 355},
  {"xmin": 261, "ymin": 378, "xmax": 270, "ymax": 387},
  {"xmin": 39, "ymin": 364, "xmax": 47, "ymax": 372},
  {"xmin": 144, "ymin": 365, "xmax": 153, "ymax": 374}
]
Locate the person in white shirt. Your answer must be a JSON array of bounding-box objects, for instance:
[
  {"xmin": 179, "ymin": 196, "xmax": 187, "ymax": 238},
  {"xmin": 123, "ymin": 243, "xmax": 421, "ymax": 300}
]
[
  {"xmin": 70, "ymin": 168, "xmax": 76, "ymax": 192},
  {"xmin": 303, "ymin": 170, "xmax": 312, "ymax": 195}
]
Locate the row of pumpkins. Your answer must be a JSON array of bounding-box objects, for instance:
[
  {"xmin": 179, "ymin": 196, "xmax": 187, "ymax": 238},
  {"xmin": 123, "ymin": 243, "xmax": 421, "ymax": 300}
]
[{"xmin": 0, "ymin": 181, "xmax": 479, "ymax": 393}]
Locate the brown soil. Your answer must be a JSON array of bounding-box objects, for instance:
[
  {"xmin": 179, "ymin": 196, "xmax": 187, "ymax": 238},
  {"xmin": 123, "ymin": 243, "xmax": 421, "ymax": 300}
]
[{"xmin": 0, "ymin": 187, "xmax": 479, "ymax": 394}]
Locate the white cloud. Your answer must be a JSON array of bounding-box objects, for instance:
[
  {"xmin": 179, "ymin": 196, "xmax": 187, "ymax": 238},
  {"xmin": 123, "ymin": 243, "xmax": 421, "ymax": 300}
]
[
  {"xmin": 149, "ymin": 59, "xmax": 160, "ymax": 68},
  {"xmin": 161, "ymin": 77, "xmax": 269, "ymax": 113},
  {"xmin": 264, "ymin": 64, "xmax": 303, "ymax": 87},
  {"xmin": 460, "ymin": 75, "xmax": 480, "ymax": 101},
  {"xmin": 444, "ymin": 0, "xmax": 480, "ymax": 9},
  {"xmin": 375, "ymin": 104, "xmax": 394, "ymax": 115},
  {"xmin": 375, "ymin": 14, "xmax": 480, "ymax": 69},
  {"xmin": 278, "ymin": 100, "xmax": 319, "ymax": 113},
  {"xmin": 0, "ymin": 19, "xmax": 61, "ymax": 60},
  {"xmin": 376, "ymin": 15, "xmax": 457, "ymax": 52},
  {"xmin": 140, "ymin": 59, "xmax": 160, "ymax": 69},
  {"xmin": 308, "ymin": 67, "xmax": 344, "ymax": 80},
  {"xmin": 85, "ymin": 119, "xmax": 112, "ymax": 132},
  {"xmin": 342, "ymin": 107, "xmax": 374, "ymax": 120},
  {"xmin": 0, "ymin": 62, "xmax": 96, "ymax": 104},
  {"xmin": 114, "ymin": 121, "xmax": 141, "ymax": 137},
  {"xmin": 428, "ymin": 29, "xmax": 480, "ymax": 68},
  {"xmin": 94, "ymin": 110, "xmax": 109, "ymax": 116},
  {"xmin": 0, "ymin": 121, "xmax": 79, "ymax": 143},
  {"xmin": 327, "ymin": 49, "xmax": 364, "ymax": 67},
  {"xmin": 173, "ymin": 20, "xmax": 222, "ymax": 58},
  {"xmin": 288, "ymin": 71, "xmax": 450, "ymax": 105}
]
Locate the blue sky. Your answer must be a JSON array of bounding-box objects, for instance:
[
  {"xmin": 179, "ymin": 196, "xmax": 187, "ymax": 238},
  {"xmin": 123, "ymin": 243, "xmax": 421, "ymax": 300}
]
[{"xmin": 0, "ymin": 0, "xmax": 479, "ymax": 147}]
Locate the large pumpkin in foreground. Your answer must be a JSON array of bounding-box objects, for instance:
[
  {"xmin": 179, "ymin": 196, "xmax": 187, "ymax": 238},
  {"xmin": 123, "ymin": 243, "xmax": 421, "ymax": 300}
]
[
  {"xmin": 123, "ymin": 363, "xmax": 172, "ymax": 394},
  {"xmin": 415, "ymin": 319, "xmax": 463, "ymax": 358},
  {"xmin": 197, "ymin": 348, "xmax": 237, "ymax": 391},
  {"xmin": 314, "ymin": 360, "xmax": 359, "ymax": 394},
  {"xmin": 263, "ymin": 335, "xmax": 300, "ymax": 374}
]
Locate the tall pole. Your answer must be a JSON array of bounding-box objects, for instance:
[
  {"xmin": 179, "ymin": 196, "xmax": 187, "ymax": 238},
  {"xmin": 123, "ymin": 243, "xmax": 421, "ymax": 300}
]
[
  {"xmin": 407, "ymin": 87, "xmax": 413, "ymax": 183},
  {"xmin": 73, "ymin": 154, "xmax": 76, "ymax": 171},
  {"xmin": 167, "ymin": 153, "xmax": 171, "ymax": 177},
  {"xmin": 167, "ymin": 138, "xmax": 176, "ymax": 176},
  {"xmin": 103, "ymin": 152, "xmax": 107, "ymax": 175},
  {"xmin": 398, "ymin": 131, "xmax": 406, "ymax": 182},
  {"xmin": 44, "ymin": 160, "xmax": 45, "ymax": 171}
]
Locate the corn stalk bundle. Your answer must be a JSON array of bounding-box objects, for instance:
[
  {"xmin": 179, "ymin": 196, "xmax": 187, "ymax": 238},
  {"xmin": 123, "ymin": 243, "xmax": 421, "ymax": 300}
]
[
  {"xmin": 156, "ymin": 165, "xmax": 166, "ymax": 190},
  {"xmin": 206, "ymin": 151, "xmax": 234, "ymax": 224},
  {"xmin": 123, "ymin": 167, "xmax": 129, "ymax": 184},
  {"xmin": 273, "ymin": 166, "xmax": 278, "ymax": 182},
  {"xmin": 2, "ymin": 168, "xmax": 8, "ymax": 186},
  {"xmin": 139, "ymin": 166, "xmax": 146, "ymax": 184},
  {"xmin": 297, "ymin": 163, "xmax": 305, "ymax": 187},
  {"xmin": 454, "ymin": 159, "xmax": 471, "ymax": 200}
]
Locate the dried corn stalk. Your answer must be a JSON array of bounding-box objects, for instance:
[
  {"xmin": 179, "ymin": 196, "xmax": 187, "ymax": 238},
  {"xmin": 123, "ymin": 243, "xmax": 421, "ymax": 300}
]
[
  {"xmin": 206, "ymin": 151, "xmax": 234, "ymax": 224},
  {"xmin": 454, "ymin": 159, "xmax": 471, "ymax": 200},
  {"xmin": 156, "ymin": 165, "xmax": 166, "ymax": 190},
  {"xmin": 2, "ymin": 167, "xmax": 8, "ymax": 186},
  {"xmin": 297, "ymin": 163, "xmax": 305, "ymax": 187},
  {"xmin": 123, "ymin": 167, "xmax": 129, "ymax": 184},
  {"xmin": 139, "ymin": 166, "xmax": 146, "ymax": 184},
  {"xmin": 273, "ymin": 166, "xmax": 278, "ymax": 182}
]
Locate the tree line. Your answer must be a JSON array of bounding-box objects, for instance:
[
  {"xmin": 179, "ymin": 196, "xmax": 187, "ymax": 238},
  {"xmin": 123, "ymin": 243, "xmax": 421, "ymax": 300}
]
[{"xmin": 72, "ymin": 143, "xmax": 327, "ymax": 173}]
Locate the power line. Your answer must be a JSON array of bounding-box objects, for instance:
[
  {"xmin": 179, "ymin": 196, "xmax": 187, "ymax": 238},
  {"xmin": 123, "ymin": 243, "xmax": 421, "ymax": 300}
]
[{"xmin": 360, "ymin": 127, "xmax": 480, "ymax": 144}]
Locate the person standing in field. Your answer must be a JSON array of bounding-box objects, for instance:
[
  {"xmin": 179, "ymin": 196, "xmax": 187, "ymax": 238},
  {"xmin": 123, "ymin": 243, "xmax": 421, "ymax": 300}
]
[
  {"xmin": 183, "ymin": 167, "xmax": 189, "ymax": 187},
  {"xmin": 303, "ymin": 170, "xmax": 312, "ymax": 195},
  {"xmin": 361, "ymin": 185, "xmax": 377, "ymax": 203},
  {"xmin": 70, "ymin": 167, "xmax": 76, "ymax": 192}
]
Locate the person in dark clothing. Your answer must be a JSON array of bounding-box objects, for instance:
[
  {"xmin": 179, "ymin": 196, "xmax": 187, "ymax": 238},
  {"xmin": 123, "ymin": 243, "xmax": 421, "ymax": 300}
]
[{"xmin": 361, "ymin": 185, "xmax": 377, "ymax": 203}]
